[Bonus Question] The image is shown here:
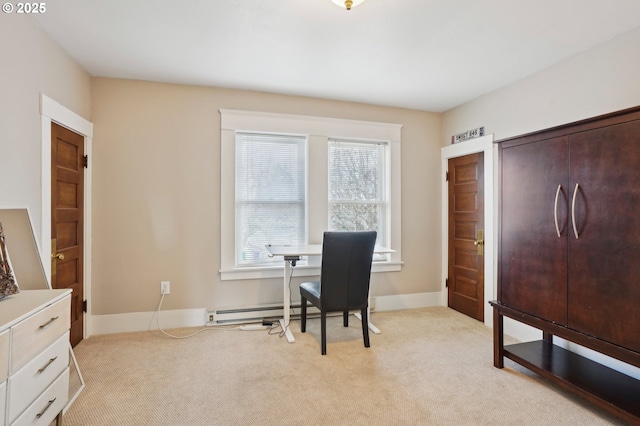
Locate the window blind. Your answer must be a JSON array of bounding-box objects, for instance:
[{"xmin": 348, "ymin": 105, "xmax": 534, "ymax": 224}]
[{"xmin": 235, "ymin": 133, "xmax": 306, "ymax": 265}]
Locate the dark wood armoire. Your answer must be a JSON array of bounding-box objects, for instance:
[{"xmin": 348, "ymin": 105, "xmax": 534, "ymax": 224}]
[{"xmin": 491, "ymin": 106, "xmax": 640, "ymax": 423}]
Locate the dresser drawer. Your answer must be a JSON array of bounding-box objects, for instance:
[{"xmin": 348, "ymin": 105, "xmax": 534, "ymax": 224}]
[
  {"xmin": 11, "ymin": 297, "xmax": 70, "ymax": 373},
  {"xmin": 8, "ymin": 332, "xmax": 69, "ymax": 423},
  {"xmin": 10, "ymin": 366, "xmax": 69, "ymax": 426},
  {"xmin": 0, "ymin": 329, "xmax": 8, "ymax": 381},
  {"xmin": 0, "ymin": 380, "xmax": 6, "ymax": 424}
]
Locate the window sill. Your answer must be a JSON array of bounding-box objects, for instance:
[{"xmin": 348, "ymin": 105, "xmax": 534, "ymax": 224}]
[{"xmin": 220, "ymin": 261, "xmax": 402, "ymax": 281}]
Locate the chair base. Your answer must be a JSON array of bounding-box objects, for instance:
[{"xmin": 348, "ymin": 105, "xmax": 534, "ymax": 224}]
[{"xmin": 300, "ymin": 298, "xmax": 370, "ymax": 355}]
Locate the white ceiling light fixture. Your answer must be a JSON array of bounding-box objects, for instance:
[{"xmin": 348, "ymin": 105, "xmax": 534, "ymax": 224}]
[{"xmin": 331, "ymin": 0, "xmax": 365, "ymax": 11}]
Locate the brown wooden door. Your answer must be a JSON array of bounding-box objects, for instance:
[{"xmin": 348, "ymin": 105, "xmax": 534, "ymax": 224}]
[
  {"xmin": 51, "ymin": 122, "xmax": 84, "ymax": 347},
  {"xmin": 447, "ymin": 153, "xmax": 484, "ymax": 321},
  {"xmin": 568, "ymin": 120, "xmax": 640, "ymax": 352},
  {"xmin": 499, "ymin": 137, "xmax": 569, "ymax": 325}
]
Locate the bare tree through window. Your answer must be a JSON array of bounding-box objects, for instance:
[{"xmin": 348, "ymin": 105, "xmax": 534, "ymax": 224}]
[{"xmin": 329, "ymin": 140, "xmax": 387, "ymax": 247}]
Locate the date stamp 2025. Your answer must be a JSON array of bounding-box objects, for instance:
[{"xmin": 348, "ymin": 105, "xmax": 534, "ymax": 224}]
[{"xmin": 2, "ymin": 2, "xmax": 46, "ymax": 14}]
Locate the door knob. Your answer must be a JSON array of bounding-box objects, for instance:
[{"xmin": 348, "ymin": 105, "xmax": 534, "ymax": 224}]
[
  {"xmin": 51, "ymin": 238, "xmax": 64, "ymax": 276},
  {"xmin": 474, "ymin": 230, "xmax": 484, "ymax": 255}
]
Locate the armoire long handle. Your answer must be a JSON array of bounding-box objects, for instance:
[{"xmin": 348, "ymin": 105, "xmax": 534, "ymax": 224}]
[
  {"xmin": 554, "ymin": 184, "xmax": 562, "ymax": 237},
  {"xmin": 571, "ymin": 183, "xmax": 580, "ymax": 239}
]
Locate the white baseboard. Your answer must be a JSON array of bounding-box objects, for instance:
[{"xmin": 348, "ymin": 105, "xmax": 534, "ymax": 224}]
[
  {"xmin": 90, "ymin": 308, "xmax": 207, "ymax": 336},
  {"xmin": 374, "ymin": 291, "xmax": 444, "ymax": 311},
  {"xmin": 87, "ymin": 292, "xmax": 444, "ymax": 336},
  {"xmin": 503, "ymin": 317, "xmax": 543, "ymax": 342}
]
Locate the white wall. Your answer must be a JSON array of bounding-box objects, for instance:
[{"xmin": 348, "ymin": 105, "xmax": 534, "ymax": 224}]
[
  {"xmin": 443, "ymin": 26, "xmax": 640, "ymax": 143},
  {"xmin": 0, "ymin": 15, "xmax": 91, "ymax": 242}
]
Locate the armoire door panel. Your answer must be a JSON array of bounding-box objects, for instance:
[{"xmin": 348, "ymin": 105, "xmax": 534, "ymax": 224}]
[
  {"xmin": 568, "ymin": 119, "xmax": 640, "ymax": 352},
  {"xmin": 500, "ymin": 137, "xmax": 569, "ymax": 324}
]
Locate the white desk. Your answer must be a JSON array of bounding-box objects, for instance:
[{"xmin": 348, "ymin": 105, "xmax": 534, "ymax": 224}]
[{"xmin": 266, "ymin": 244, "xmax": 394, "ymax": 343}]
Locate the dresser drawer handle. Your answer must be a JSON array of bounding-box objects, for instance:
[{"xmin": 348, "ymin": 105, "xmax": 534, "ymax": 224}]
[
  {"xmin": 35, "ymin": 398, "xmax": 56, "ymax": 419},
  {"xmin": 37, "ymin": 356, "xmax": 58, "ymax": 374},
  {"xmin": 38, "ymin": 316, "xmax": 60, "ymax": 330}
]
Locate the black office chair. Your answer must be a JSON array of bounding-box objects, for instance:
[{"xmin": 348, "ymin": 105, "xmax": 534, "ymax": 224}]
[{"xmin": 300, "ymin": 231, "xmax": 377, "ymax": 355}]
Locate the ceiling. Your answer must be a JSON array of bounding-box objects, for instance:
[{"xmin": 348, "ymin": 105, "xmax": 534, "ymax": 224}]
[{"xmin": 30, "ymin": 0, "xmax": 640, "ymax": 112}]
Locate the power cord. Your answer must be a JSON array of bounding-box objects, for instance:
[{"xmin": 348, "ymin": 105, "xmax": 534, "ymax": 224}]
[
  {"xmin": 154, "ymin": 257, "xmax": 299, "ymax": 339},
  {"xmin": 153, "ymin": 293, "xmax": 282, "ymax": 339},
  {"xmin": 153, "ymin": 293, "xmax": 242, "ymax": 339}
]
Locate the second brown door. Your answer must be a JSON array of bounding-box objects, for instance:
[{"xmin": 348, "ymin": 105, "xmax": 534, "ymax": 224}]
[{"xmin": 448, "ymin": 153, "xmax": 484, "ymax": 321}]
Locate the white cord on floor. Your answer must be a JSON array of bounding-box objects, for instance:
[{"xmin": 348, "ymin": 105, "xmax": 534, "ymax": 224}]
[{"xmin": 154, "ymin": 293, "xmax": 242, "ymax": 339}]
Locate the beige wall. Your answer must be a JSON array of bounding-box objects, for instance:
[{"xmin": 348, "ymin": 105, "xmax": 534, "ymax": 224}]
[
  {"xmin": 0, "ymin": 15, "xmax": 91, "ymax": 240},
  {"xmin": 442, "ymin": 26, "xmax": 640, "ymax": 144},
  {"xmin": 1, "ymin": 14, "xmax": 442, "ymax": 319},
  {"xmin": 91, "ymin": 78, "xmax": 442, "ymax": 315}
]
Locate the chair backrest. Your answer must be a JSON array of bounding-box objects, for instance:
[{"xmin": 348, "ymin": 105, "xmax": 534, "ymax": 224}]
[{"xmin": 319, "ymin": 231, "xmax": 377, "ymax": 312}]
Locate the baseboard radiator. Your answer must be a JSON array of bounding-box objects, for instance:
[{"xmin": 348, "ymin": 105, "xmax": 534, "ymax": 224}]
[{"xmin": 207, "ymin": 299, "xmax": 376, "ymax": 326}]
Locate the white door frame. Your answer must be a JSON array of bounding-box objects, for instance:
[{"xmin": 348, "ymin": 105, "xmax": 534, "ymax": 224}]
[
  {"xmin": 441, "ymin": 134, "xmax": 496, "ymax": 327},
  {"xmin": 40, "ymin": 93, "xmax": 93, "ymax": 339}
]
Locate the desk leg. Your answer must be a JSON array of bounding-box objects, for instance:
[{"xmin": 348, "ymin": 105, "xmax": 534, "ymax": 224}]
[{"xmin": 281, "ymin": 259, "xmax": 296, "ymax": 343}]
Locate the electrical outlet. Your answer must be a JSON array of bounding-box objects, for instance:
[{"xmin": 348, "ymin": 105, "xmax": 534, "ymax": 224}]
[
  {"xmin": 160, "ymin": 281, "xmax": 170, "ymax": 295},
  {"xmin": 205, "ymin": 311, "xmax": 215, "ymax": 326}
]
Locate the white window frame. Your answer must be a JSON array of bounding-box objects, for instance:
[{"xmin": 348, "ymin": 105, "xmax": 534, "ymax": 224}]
[{"xmin": 220, "ymin": 109, "xmax": 402, "ymax": 280}]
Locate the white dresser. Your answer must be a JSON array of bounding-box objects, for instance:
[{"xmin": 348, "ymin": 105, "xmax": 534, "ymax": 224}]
[{"xmin": 0, "ymin": 290, "xmax": 71, "ymax": 426}]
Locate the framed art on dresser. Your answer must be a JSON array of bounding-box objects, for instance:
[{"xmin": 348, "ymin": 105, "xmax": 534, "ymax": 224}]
[{"xmin": 0, "ymin": 221, "xmax": 20, "ymax": 299}]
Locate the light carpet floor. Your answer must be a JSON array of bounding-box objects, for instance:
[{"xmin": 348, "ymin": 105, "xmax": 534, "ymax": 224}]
[{"xmin": 62, "ymin": 307, "xmax": 627, "ymax": 425}]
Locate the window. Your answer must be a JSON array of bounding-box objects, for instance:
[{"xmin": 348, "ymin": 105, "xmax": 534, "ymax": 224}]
[
  {"xmin": 235, "ymin": 133, "xmax": 306, "ymax": 266},
  {"xmin": 220, "ymin": 109, "xmax": 402, "ymax": 280},
  {"xmin": 328, "ymin": 140, "xmax": 388, "ymax": 249}
]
